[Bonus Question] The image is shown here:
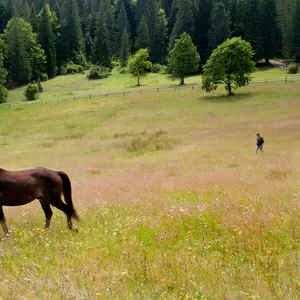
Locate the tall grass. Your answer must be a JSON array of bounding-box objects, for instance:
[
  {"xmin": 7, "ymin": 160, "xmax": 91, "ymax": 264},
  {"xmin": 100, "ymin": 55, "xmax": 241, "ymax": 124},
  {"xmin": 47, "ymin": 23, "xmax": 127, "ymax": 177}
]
[{"xmin": 0, "ymin": 81, "xmax": 300, "ymax": 298}]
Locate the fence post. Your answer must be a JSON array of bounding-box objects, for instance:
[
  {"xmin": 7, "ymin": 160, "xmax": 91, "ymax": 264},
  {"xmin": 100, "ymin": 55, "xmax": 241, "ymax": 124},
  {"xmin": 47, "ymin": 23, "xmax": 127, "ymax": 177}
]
[
  {"xmin": 266, "ymin": 79, "xmax": 268, "ymax": 84},
  {"xmin": 285, "ymin": 76, "xmax": 287, "ymax": 83}
]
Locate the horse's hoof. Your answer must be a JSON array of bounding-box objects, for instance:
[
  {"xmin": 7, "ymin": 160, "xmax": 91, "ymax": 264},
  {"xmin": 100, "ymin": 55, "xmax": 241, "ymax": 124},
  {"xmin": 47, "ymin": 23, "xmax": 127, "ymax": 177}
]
[
  {"xmin": 69, "ymin": 226, "xmax": 78, "ymax": 233},
  {"xmin": 6, "ymin": 228, "xmax": 14, "ymax": 236}
]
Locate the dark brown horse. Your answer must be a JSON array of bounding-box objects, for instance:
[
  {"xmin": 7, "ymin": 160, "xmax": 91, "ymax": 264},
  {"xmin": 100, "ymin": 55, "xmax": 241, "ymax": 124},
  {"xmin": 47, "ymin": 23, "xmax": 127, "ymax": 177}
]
[{"xmin": 0, "ymin": 167, "xmax": 79, "ymax": 236}]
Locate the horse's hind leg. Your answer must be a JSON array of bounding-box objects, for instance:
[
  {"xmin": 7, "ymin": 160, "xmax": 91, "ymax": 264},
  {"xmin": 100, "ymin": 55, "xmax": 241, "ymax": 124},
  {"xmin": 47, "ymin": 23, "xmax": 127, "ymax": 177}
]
[
  {"xmin": 52, "ymin": 198, "xmax": 78, "ymax": 232},
  {"xmin": 39, "ymin": 199, "xmax": 53, "ymax": 230},
  {"xmin": 0, "ymin": 204, "xmax": 10, "ymax": 236}
]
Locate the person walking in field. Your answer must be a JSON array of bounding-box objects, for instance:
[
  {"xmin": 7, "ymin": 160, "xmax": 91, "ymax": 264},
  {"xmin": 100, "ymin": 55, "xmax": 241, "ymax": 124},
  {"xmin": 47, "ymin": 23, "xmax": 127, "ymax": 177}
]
[{"xmin": 256, "ymin": 133, "xmax": 264, "ymax": 153}]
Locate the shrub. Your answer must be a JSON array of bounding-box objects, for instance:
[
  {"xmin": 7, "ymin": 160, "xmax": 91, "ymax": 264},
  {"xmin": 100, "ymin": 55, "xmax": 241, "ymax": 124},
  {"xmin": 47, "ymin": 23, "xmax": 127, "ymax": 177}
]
[
  {"xmin": 118, "ymin": 67, "xmax": 128, "ymax": 74},
  {"xmin": 61, "ymin": 63, "xmax": 84, "ymax": 75},
  {"xmin": 39, "ymin": 73, "xmax": 48, "ymax": 82},
  {"xmin": 0, "ymin": 86, "xmax": 8, "ymax": 103},
  {"xmin": 24, "ymin": 83, "xmax": 39, "ymax": 101},
  {"xmin": 112, "ymin": 60, "xmax": 121, "ymax": 69},
  {"xmin": 87, "ymin": 65, "xmax": 111, "ymax": 80},
  {"xmin": 151, "ymin": 64, "xmax": 162, "ymax": 73},
  {"xmin": 287, "ymin": 63, "xmax": 299, "ymax": 74},
  {"xmin": 74, "ymin": 51, "xmax": 90, "ymax": 70}
]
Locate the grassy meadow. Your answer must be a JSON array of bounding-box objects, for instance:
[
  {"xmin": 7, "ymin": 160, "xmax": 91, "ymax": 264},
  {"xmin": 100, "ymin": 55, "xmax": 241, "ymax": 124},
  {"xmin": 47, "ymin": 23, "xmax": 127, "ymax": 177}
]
[
  {"xmin": 0, "ymin": 69, "xmax": 300, "ymax": 299},
  {"xmin": 5, "ymin": 65, "xmax": 295, "ymax": 104}
]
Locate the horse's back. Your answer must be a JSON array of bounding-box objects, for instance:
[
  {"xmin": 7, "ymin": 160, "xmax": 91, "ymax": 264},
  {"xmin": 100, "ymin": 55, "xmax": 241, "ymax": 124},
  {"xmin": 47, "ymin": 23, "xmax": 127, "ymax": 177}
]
[{"xmin": 0, "ymin": 167, "xmax": 63, "ymax": 206}]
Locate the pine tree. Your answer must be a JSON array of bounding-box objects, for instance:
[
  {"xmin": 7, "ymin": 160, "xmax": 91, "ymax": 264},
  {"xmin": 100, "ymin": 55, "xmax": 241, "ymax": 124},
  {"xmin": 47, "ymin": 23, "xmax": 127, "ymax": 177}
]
[
  {"xmin": 194, "ymin": 0, "xmax": 212, "ymax": 62},
  {"xmin": 59, "ymin": 0, "xmax": 84, "ymax": 63},
  {"xmin": 260, "ymin": 0, "xmax": 281, "ymax": 63},
  {"xmin": 135, "ymin": 14, "xmax": 150, "ymax": 50},
  {"xmin": 292, "ymin": 0, "xmax": 300, "ymax": 62},
  {"xmin": 0, "ymin": 0, "xmax": 8, "ymax": 33},
  {"xmin": 3, "ymin": 17, "xmax": 46, "ymax": 84},
  {"xmin": 207, "ymin": 1, "xmax": 230, "ymax": 56},
  {"xmin": 146, "ymin": 0, "xmax": 163, "ymax": 63},
  {"xmin": 115, "ymin": 0, "xmax": 131, "ymax": 57},
  {"xmin": 18, "ymin": 0, "xmax": 31, "ymax": 23},
  {"xmin": 92, "ymin": 11, "xmax": 111, "ymax": 68},
  {"xmin": 37, "ymin": 4, "xmax": 57, "ymax": 78},
  {"xmin": 243, "ymin": 0, "xmax": 262, "ymax": 61},
  {"xmin": 135, "ymin": 0, "xmax": 149, "ymax": 25},
  {"xmin": 153, "ymin": 8, "xmax": 168, "ymax": 63},
  {"xmin": 276, "ymin": 0, "xmax": 295, "ymax": 58},
  {"xmin": 169, "ymin": 0, "xmax": 195, "ymax": 48},
  {"xmin": 161, "ymin": 0, "xmax": 173, "ymax": 16},
  {"xmin": 120, "ymin": 27, "xmax": 130, "ymax": 67}
]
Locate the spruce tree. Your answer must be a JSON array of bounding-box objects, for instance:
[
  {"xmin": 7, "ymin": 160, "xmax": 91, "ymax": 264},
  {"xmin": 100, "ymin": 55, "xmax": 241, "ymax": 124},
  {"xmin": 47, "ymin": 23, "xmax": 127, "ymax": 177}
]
[
  {"xmin": 59, "ymin": 0, "xmax": 84, "ymax": 63},
  {"xmin": 292, "ymin": 0, "xmax": 300, "ymax": 62},
  {"xmin": 3, "ymin": 17, "xmax": 46, "ymax": 84},
  {"xmin": 169, "ymin": 0, "xmax": 195, "ymax": 48},
  {"xmin": 37, "ymin": 4, "xmax": 57, "ymax": 78},
  {"xmin": 115, "ymin": 0, "xmax": 131, "ymax": 57},
  {"xmin": 120, "ymin": 27, "xmax": 130, "ymax": 67},
  {"xmin": 135, "ymin": 14, "xmax": 150, "ymax": 50},
  {"xmin": 92, "ymin": 11, "xmax": 111, "ymax": 68},
  {"xmin": 153, "ymin": 8, "xmax": 168, "ymax": 63},
  {"xmin": 18, "ymin": 0, "xmax": 31, "ymax": 23},
  {"xmin": 135, "ymin": 0, "xmax": 149, "ymax": 25},
  {"xmin": 207, "ymin": 1, "xmax": 230, "ymax": 56},
  {"xmin": 276, "ymin": 0, "xmax": 295, "ymax": 58},
  {"xmin": 260, "ymin": 0, "xmax": 281, "ymax": 63},
  {"xmin": 243, "ymin": 0, "xmax": 262, "ymax": 61},
  {"xmin": 194, "ymin": 0, "xmax": 212, "ymax": 62},
  {"xmin": 0, "ymin": 0, "xmax": 8, "ymax": 33}
]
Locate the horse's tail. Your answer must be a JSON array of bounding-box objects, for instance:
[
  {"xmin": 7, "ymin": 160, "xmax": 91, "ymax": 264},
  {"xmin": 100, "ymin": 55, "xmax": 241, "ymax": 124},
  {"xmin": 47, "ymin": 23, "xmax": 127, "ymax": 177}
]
[{"xmin": 57, "ymin": 171, "xmax": 80, "ymax": 222}]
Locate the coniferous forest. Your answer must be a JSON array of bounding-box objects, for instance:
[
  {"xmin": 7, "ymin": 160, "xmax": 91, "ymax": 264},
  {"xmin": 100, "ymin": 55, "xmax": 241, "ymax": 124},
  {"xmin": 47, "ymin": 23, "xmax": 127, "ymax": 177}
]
[{"xmin": 0, "ymin": 0, "xmax": 299, "ymax": 90}]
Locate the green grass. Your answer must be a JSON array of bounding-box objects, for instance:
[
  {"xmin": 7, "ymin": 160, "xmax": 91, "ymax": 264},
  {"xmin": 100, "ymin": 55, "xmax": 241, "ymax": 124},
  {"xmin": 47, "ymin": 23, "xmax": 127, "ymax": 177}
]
[
  {"xmin": 5, "ymin": 65, "xmax": 296, "ymax": 104},
  {"xmin": 0, "ymin": 78, "xmax": 300, "ymax": 298}
]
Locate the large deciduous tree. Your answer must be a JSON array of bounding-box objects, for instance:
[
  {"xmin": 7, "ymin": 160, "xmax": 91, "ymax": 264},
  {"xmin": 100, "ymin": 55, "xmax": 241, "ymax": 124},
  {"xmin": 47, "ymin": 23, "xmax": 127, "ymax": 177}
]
[
  {"xmin": 168, "ymin": 32, "xmax": 200, "ymax": 85},
  {"xmin": 202, "ymin": 37, "xmax": 256, "ymax": 95}
]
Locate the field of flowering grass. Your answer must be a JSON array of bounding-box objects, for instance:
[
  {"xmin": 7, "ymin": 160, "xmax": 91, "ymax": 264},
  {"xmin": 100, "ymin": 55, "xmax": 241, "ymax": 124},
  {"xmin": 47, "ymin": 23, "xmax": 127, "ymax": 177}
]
[{"xmin": 0, "ymin": 79, "xmax": 300, "ymax": 299}]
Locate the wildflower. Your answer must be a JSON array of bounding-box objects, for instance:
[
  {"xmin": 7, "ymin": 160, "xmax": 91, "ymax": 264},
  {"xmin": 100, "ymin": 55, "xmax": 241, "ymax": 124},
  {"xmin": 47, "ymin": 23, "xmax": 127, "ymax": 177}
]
[{"xmin": 48, "ymin": 284, "xmax": 53, "ymax": 289}]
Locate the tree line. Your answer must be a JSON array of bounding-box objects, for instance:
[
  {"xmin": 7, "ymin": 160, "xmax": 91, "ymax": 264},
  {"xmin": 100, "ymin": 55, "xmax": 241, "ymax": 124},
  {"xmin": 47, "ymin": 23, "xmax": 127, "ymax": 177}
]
[{"xmin": 0, "ymin": 0, "xmax": 299, "ymax": 102}]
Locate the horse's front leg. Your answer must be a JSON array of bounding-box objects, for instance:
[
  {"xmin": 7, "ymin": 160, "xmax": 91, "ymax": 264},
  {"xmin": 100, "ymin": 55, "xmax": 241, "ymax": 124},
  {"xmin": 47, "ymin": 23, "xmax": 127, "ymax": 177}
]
[{"xmin": 0, "ymin": 204, "xmax": 10, "ymax": 236}]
